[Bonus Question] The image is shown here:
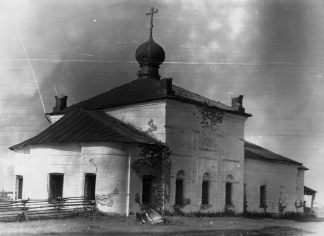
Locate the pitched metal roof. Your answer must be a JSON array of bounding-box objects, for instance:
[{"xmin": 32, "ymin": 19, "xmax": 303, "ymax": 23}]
[
  {"xmin": 9, "ymin": 108, "xmax": 162, "ymax": 150},
  {"xmin": 244, "ymin": 141, "xmax": 302, "ymax": 165},
  {"xmin": 47, "ymin": 78, "xmax": 251, "ymax": 117}
]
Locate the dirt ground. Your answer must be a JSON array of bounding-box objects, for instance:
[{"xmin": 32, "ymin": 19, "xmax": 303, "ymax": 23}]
[{"xmin": 0, "ymin": 215, "xmax": 323, "ymax": 236}]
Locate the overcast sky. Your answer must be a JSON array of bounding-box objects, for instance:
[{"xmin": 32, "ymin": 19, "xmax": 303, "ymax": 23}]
[{"xmin": 0, "ymin": 0, "xmax": 323, "ymax": 203}]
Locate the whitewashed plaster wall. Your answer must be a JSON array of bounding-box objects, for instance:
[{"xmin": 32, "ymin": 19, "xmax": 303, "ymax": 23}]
[
  {"xmin": 244, "ymin": 158, "xmax": 300, "ymax": 213},
  {"xmin": 106, "ymin": 100, "xmax": 167, "ymax": 142},
  {"xmin": 13, "ymin": 142, "xmax": 153, "ymax": 215},
  {"xmin": 165, "ymin": 100, "xmax": 247, "ymax": 213},
  {"xmin": 296, "ymin": 168, "xmax": 306, "ymax": 212}
]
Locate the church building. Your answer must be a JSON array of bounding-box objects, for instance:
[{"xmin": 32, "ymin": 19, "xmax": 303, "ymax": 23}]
[{"xmin": 9, "ymin": 8, "xmax": 308, "ymax": 215}]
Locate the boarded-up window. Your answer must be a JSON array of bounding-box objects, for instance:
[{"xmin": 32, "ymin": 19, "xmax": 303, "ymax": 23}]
[
  {"xmin": 260, "ymin": 185, "xmax": 267, "ymax": 207},
  {"xmin": 49, "ymin": 174, "xmax": 64, "ymax": 200},
  {"xmin": 16, "ymin": 176, "xmax": 23, "ymax": 199},
  {"xmin": 142, "ymin": 176, "xmax": 153, "ymax": 204},
  {"xmin": 175, "ymin": 171, "xmax": 184, "ymax": 205},
  {"xmin": 202, "ymin": 173, "xmax": 210, "ymax": 205},
  {"xmin": 84, "ymin": 174, "xmax": 96, "ymax": 200}
]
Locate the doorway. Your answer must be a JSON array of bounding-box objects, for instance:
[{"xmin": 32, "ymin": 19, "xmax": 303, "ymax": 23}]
[{"xmin": 84, "ymin": 174, "xmax": 96, "ymax": 200}]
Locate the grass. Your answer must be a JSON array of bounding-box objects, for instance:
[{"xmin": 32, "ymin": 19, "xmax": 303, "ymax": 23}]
[{"xmin": 0, "ymin": 212, "xmax": 323, "ymax": 236}]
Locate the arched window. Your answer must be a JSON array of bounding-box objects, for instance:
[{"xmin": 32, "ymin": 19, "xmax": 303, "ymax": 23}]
[
  {"xmin": 202, "ymin": 173, "xmax": 210, "ymax": 205},
  {"xmin": 175, "ymin": 171, "xmax": 185, "ymax": 205},
  {"xmin": 225, "ymin": 175, "xmax": 234, "ymax": 205}
]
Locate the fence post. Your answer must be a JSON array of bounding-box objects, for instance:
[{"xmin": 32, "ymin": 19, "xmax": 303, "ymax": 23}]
[
  {"xmin": 57, "ymin": 197, "xmax": 62, "ymax": 213},
  {"xmin": 21, "ymin": 199, "xmax": 29, "ymax": 221}
]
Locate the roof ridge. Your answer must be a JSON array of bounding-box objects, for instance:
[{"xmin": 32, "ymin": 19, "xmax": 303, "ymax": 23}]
[{"xmin": 47, "ymin": 78, "xmax": 250, "ymax": 117}]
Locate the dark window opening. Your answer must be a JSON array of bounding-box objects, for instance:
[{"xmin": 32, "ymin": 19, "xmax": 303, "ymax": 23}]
[
  {"xmin": 175, "ymin": 179, "xmax": 184, "ymax": 205},
  {"xmin": 260, "ymin": 185, "xmax": 267, "ymax": 207},
  {"xmin": 202, "ymin": 180, "xmax": 209, "ymax": 205},
  {"xmin": 142, "ymin": 176, "xmax": 153, "ymax": 204},
  {"xmin": 49, "ymin": 174, "xmax": 64, "ymax": 200},
  {"xmin": 84, "ymin": 174, "xmax": 96, "ymax": 200},
  {"xmin": 243, "ymin": 184, "xmax": 247, "ymax": 213},
  {"xmin": 225, "ymin": 182, "xmax": 233, "ymax": 205},
  {"xmin": 16, "ymin": 176, "xmax": 23, "ymax": 199}
]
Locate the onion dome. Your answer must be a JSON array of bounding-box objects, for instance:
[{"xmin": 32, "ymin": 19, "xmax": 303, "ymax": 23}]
[
  {"xmin": 135, "ymin": 36, "xmax": 165, "ymax": 66},
  {"xmin": 135, "ymin": 7, "xmax": 165, "ymax": 80}
]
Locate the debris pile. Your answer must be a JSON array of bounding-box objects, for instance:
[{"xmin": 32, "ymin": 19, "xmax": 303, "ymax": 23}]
[{"xmin": 136, "ymin": 209, "xmax": 165, "ymax": 224}]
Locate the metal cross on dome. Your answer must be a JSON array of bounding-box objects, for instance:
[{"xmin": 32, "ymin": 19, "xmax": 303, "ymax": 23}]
[{"xmin": 146, "ymin": 7, "xmax": 158, "ymax": 38}]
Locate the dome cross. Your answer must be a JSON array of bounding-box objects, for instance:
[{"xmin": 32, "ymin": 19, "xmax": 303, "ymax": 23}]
[{"xmin": 146, "ymin": 7, "xmax": 158, "ymax": 39}]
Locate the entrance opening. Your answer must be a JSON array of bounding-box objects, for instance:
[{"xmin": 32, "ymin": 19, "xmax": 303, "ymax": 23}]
[
  {"xmin": 225, "ymin": 175, "xmax": 234, "ymax": 206},
  {"xmin": 225, "ymin": 183, "xmax": 233, "ymax": 205},
  {"xmin": 16, "ymin": 175, "xmax": 23, "ymax": 200},
  {"xmin": 84, "ymin": 174, "xmax": 96, "ymax": 200},
  {"xmin": 175, "ymin": 171, "xmax": 184, "ymax": 205},
  {"xmin": 260, "ymin": 185, "xmax": 267, "ymax": 207},
  {"xmin": 202, "ymin": 173, "xmax": 210, "ymax": 205},
  {"xmin": 142, "ymin": 176, "xmax": 153, "ymax": 204}
]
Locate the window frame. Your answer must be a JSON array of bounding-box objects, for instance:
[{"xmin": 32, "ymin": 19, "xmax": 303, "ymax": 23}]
[{"xmin": 48, "ymin": 173, "xmax": 64, "ymax": 200}]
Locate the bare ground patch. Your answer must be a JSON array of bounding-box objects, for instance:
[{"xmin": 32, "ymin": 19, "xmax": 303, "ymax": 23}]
[{"xmin": 0, "ymin": 214, "xmax": 322, "ymax": 236}]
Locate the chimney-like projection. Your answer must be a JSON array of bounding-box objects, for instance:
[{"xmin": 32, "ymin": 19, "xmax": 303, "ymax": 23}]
[
  {"xmin": 231, "ymin": 95, "xmax": 245, "ymax": 113},
  {"xmin": 53, "ymin": 95, "xmax": 68, "ymax": 112},
  {"xmin": 158, "ymin": 77, "xmax": 175, "ymax": 96}
]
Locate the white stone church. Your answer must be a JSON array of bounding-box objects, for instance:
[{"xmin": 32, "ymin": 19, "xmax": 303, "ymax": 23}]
[{"xmin": 10, "ymin": 8, "xmax": 309, "ymax": 215}]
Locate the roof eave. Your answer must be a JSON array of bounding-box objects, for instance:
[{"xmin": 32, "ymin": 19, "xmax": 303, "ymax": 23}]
[
  {"xmin": 245, "ymin": 155, "xmax": 302, "ymax": 165},
  {"xmin": 47, "ymin": 95, "xmax": 252, "ymax": 118}
]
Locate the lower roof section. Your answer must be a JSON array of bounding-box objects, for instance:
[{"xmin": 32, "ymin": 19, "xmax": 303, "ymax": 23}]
[
  {"xmin": 304, "ymin": 186, "xmax": 317, "ymax": 195},
  {"xmin": 244, "ymin": 140, "xmax": 303, "ymax": 166},
  {"xmin": 9, "ymin": 108, "xmax": 162, "ymax": 151}
]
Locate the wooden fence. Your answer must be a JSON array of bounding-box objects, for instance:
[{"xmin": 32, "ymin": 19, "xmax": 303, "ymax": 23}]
[{"xmin": 0, "ymin": 197, "xmax": 96, "ymax": 222}]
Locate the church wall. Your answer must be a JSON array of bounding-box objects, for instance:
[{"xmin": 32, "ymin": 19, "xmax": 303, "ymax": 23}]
[
  {"xmin": 244, "ymin": 158, "xmax": 300, "ymax": 213},
  {"xmin": 13, "ymin": 141, "xmax": 168, "ymax": 215},
  {"xmin": 166, "ymin": 100, "xmax": 247, "ymax": 213},
  {"xmin": 81, "ymin": 142, "xmax": 129, "ymax": 213},
  {"xmin": 14, "ymin": 144, "xmax": 83, "ymax": 200},
  {"xmin": 296, "ymin": 168, "xmax": 305, "ymax": 212},
  {"xmin": 105, "ymin": 100, "xmax": 167, "ymax": 142}
]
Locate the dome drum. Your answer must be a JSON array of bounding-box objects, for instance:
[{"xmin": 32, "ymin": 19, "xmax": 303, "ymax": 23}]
[{"xmin": 137, "ymin": 64, "xmax": 161, "ymax": 80}]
